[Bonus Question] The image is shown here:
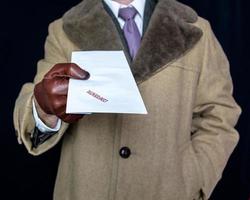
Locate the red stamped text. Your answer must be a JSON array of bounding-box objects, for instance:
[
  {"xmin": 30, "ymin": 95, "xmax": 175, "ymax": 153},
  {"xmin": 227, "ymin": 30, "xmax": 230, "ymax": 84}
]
[{"xmin": 86, "ymin": 90, "xmax": 108, "ymax": 103}]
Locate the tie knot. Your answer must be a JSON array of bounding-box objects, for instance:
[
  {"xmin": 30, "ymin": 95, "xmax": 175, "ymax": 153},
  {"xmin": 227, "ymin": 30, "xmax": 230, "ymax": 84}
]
[{"xmin": 118, "ymin": 7, "xmax": 138, "ymax": 21}]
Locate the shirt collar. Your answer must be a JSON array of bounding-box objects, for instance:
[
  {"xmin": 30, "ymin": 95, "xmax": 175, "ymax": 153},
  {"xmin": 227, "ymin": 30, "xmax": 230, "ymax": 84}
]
[{"xmin": 103, "ymin": 0, "xmax": 146, "ymax": 19}]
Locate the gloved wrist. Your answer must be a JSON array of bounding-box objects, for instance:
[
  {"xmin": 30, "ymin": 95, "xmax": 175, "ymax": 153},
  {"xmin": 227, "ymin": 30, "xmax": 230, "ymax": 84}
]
[{"xmin": 33, "ymin": 96, "xmax": 60, "ymax": 128}]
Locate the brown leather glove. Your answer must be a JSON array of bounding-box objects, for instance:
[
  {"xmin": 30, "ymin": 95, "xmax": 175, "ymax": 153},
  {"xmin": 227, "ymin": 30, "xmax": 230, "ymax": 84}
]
[{"xmin": 34, "ymin": 63, "xmax": 90, "ymax": 123}]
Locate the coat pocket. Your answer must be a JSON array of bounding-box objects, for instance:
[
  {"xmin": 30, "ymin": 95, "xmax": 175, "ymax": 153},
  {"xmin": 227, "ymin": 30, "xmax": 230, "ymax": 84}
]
[{"xmin": 178, "ymin": 141, "xmax": 205, "ymax": 200}]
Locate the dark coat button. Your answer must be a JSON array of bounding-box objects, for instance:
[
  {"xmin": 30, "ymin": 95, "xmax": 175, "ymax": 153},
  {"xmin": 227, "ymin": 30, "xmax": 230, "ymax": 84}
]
[{"xmin": 119, "ymin": 147, "xmax": 131, "ymax": 159}]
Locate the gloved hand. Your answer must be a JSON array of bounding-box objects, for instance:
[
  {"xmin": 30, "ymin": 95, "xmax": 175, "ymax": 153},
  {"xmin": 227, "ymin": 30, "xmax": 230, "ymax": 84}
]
[{"xmin": 34, "ymin": 63, "xmax": 90, "ymax": 123}]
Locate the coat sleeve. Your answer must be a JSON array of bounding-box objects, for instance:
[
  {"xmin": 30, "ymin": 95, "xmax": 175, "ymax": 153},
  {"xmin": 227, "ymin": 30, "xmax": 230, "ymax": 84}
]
[
  {"xmin": 13, "ymin": 20, "xmax": 69, "ymax": 156},
  {"xmin": 190, "ymin": 20, "xmax": 241, "ymax": 198}
]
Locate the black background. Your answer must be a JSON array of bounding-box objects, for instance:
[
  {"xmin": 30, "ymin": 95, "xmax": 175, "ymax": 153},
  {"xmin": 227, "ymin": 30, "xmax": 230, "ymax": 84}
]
[{"xmin": 0, "ymin": 0, "xmax": 249, "ymax": 199}]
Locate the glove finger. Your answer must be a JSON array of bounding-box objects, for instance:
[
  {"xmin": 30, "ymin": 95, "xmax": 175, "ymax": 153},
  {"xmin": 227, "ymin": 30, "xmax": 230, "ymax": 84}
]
[
  {"xmin": 64, "ymin": 114, "xmax": 83, "ymax": 123},
  {"xmin": 54, "ymin": 102, "xmax": 84, "ymax": 123},
  {"xmin": 58, "ymin": 112, "xmax": 83, "ymax": 123},
  {"xmin": 66, "ymin": 63, "xmax": 90, "ymax": 80},
  {"xmin": 44, "ymin": 63, "xmax": 90, "ymax": 80},
  {"xmin": 43, "ymin": 78, "xmax": 69, "ymax": 96},
  {"xmin": 50, "ymin": 96, "xmax": 67, "ymax": 114}
]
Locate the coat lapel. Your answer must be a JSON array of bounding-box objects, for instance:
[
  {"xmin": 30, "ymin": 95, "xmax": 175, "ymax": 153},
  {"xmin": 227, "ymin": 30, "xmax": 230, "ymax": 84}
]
[
  {"xmin": 62, "ymin": 0, "xmax": 203, "ymax": 83},
  {"xmin": 62, "ymin": 0, "xmax": 124, "ymax": 51},
  {"xmin": 132, "ymin": 0, "xmax": 203, "ymax": 83}
]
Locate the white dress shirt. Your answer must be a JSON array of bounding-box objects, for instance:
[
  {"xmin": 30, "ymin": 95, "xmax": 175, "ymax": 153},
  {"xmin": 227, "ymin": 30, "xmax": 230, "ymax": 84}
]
[
  {"xmin": 32, "ymin": 100, "xmax": 61, "ymax": 132},
  {"xmin": 104, "ymin": 0, "xmax": 146, "ymax": 36},
  {"xmin": 33, "ymin": 0, "xmax": 146, "ymax": 132}
]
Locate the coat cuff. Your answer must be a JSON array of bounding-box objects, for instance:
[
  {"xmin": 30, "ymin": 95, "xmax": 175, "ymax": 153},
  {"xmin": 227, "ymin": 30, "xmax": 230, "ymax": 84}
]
[{"xmin": 14, "ymin": 83, "xmax": 69, "ymax": 155}]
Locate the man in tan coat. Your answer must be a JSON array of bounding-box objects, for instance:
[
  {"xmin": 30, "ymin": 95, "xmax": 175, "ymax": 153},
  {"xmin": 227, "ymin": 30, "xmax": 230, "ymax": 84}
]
[{"xmin": 14, "ymin": 0, "xmax": 241, "ymax": 199}]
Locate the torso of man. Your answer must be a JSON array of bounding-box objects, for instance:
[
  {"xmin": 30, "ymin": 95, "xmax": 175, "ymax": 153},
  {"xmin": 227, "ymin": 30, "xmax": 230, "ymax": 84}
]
[{"xmin": 13, "ymin": 0, "xmax": 241, "ymax": 200}]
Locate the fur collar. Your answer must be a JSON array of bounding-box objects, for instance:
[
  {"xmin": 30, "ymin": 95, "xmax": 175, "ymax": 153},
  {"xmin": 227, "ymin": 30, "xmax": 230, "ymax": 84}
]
[{"xmin": 62, "ymin": 0, "xmax": 203, "ymax": 83}]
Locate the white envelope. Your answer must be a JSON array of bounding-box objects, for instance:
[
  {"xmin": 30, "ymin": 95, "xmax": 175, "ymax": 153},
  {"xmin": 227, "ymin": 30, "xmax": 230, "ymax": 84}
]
[{"xmin": 66, "ymin": 51, "xmax": 147, "ymax": 114}]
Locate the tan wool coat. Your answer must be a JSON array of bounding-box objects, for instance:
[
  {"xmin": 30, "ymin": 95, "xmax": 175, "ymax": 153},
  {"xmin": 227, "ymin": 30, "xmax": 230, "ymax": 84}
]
[{"xmin": 14, "ymin": 0, "xmax": 241, "ymax": 199}]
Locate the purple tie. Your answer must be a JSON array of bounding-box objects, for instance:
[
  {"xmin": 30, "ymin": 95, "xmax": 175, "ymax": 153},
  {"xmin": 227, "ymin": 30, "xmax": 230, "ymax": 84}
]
[{"xmin": 118, "ymin": 7, "xmax": 141, "ymax": 59}]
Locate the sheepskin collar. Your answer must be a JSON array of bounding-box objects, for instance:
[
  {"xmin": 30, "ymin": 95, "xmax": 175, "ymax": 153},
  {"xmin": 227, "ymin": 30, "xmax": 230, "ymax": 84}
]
[{"xmin": 62, "ymin": 0, "xmax": 203, "ymax": 83}]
